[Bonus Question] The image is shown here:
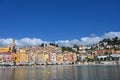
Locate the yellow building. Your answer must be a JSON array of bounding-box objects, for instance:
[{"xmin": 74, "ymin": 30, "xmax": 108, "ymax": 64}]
[
  {"xmin": 37, "ymin": 52, "xmax": 49, "ymax": 63},
  {"xmin": 0, "ymin": 39, "xmax": 16, "ymax": 53},
  {"xmin": 19, "ymin": 48, "xmax": 26, "ymax": 53},
  {"xmin": 0, "ymin": 54, "xmax": 3, "ymax": 62},
  {"xmin": 14, "ymin": 54, "xmax": 20, "ymax": 63},
  {"xmin": 56, "ymin": 54, "xmax": 63, "ymax": 62},
  {"xmin": 14, "ymin": 53, "xmax": 29, "ymax": 63},
  {"xmin": 43, "ymin": 53, "xmax": 49, "ymax": 62},
  {"xmin": 0, "ymin": 46, "xmax": 11, "ymax": 53},
  {"xmin": 19, "ymin": 53, "xmax": 29, "ymax": 63}
]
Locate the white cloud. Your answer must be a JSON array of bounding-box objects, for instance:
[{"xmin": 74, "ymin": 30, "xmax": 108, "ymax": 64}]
[
  {"xmin": 55, "ymin": 32, "xmax": 120, "ymax": 47},
  {"xmin": 0, "ymin": 38, "xmax": 47, "ymax": 47},
  {"xmin": 55, "ymin": 39, "xmax": 82, "ymax": 47},
  {"xmin": 0, "ymin": 32, "xmax": 120, "ymax": 47},
  {"xmin": 0, "ymin": 38, "xmax": 13, "ymax": 46},
  {"xmin": 104, "ymin": 32, "xmax": 120, "ymax": 39},
  {"xmin": 19, "ymin": 38, "xmax": 44, "ymax": 46},
  {"xmin": 55, "ymin": 37, "xmax": 102, "ymax": 47},
  {"xmin": 81, "ymin": 37, "xmax": 102, "ymax": 45}
]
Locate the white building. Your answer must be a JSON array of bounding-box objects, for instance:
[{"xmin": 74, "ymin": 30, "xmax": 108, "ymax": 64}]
[{"xmin": 50, "ymin": 53, "xmax": 56, "ymax": 64}]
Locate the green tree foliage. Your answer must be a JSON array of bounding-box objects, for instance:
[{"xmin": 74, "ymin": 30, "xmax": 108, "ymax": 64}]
[
  {"xmin": 49, "ymin": 43, "xmax": 58, "ymax": 47},
  {"xmin": 73, "ymin": 44, "xmax": 79, "ymax": 51},
  {"xmin": 61, "ymin": 46, "xmax": 75, "ymax": 52},
  {"xmin": 41, "ymin": 43, "xmax": 44, "ymax": 47},
  {"xmin": 99, "ymin": 37, "xmax": 120, "ymax": 46}
]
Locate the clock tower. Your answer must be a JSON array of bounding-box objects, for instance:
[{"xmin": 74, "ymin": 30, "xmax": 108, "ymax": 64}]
[{"xmin": 11, "ymin": 39, "xmax": 16, "ymax": 53}]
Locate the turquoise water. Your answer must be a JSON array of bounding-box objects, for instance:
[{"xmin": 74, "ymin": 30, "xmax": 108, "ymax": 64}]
[{"xmin": 0, "ymin": 65, "xmax": 120, "ymax": 80}]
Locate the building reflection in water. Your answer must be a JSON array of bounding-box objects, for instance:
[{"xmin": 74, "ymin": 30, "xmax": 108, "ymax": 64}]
[
  {"xmin": 0, "ymin": 66, "xmax": 77, "ymax": 80},
  {"xmin": 0, "ymin": 65, "xmax": 120, "ymax": 80},
  {"xmin": 0, "ymin": 68, "xmax": 14, "ymax": 80}
]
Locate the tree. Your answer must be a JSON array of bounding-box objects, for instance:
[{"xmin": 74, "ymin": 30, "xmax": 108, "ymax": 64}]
[
  {"xmin": 112, "ymin": 37, "xmax": 120, "ymax": 45},
  {"xmin": 104, "ymin": 52, "xmax": 108, "ymax": 55},
  {"xmin": 61, "ymin": 46, "xmax": 75, "ymax": 52},
  {"xmin": 73, "ymin": 44, "xmax": 79, "ymax": 51},
  {"xmin": 49, "ymin": 43, "xmax": 57, "ymax": 46},
  {"xmin": 41, "ymin": 43, "xmax": 44, "ymax": 47},
  {"xmin": 98, "ymin": 37, "xmax": 120, "ymax": 47},
  {"xmin": 103, "ymin": 39, "xmax": 107, "ymax": 42},
  {"xmin": 55, "ymin": 44, "xmax": 58, "ymax": 47}
]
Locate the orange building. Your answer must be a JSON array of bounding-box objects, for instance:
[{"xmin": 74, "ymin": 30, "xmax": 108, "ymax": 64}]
[
  {"xmin": 63, "ymin": 52, "xmax": 76, "ymax": 63},
  {"xmin": 19, "ymin": 53, "xmax": 29, "ymax": 63},
  {"xmin": 0, "ymin": 39, "xmax": 16, "ymax": 53},
  {"xmin": 14, "ymin": 54, "xmax": 20, "ymax": 63},
  {"xmin": 0, "ymin": 46, "xmax": 11, "ymax": 53},
  {"xmin": 14, "ymin": 53, "xmax": 29, "ymax": 63},
  {"xmin": 56, "ymin": 54, "xmax": 63, "ymax": 62},
  {"xmin": 95, "ymin": 49, "xmax": 115, "ymax": 56}
]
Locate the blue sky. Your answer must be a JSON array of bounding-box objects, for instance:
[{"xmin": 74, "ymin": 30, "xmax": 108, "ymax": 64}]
[{"xmin": 0, "ymin": 0, "xmax": 120, "ymax": 42}]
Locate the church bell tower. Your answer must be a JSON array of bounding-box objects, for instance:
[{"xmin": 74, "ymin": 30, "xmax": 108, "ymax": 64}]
[{"xmin": 11, "ymin": 39, "xmax": 16, "ymax": 53}]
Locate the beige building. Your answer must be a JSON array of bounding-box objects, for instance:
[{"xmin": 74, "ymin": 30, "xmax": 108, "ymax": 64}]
[
  {"xmin": 56, "ymin": 54, "xmax": 63, "ymax": 63},
  {"xmin": 95, "ymin": 49, "xmax": 115, "ymax": 56}
]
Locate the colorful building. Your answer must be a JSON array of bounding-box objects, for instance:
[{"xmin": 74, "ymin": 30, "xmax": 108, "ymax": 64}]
[
  {"xmin": 37, "ymin": 53, "xmax": 45, "ymax": 63},
  {"xmin": 19, "ymin": 53, "xmax": 29, "ymax": 63},
  {"xmin": 0, "ymin": 39, "xmax": 16, "ymax": 53},
  {"xmin": 43, "ymin": 53, "xmax": 49, "ymax": 62},
  {"xmin": 0, "ymin": 46, "xmax": 11, "ymax": 53},
  {"xmin": 63, "ymin": 51, "xmax": 76, "ymax": 63},
  {"xmin": 14, "ymin": 53, "xmax": 29, "ymax": 63},
  {"xmin": 56, "ymin": 53, "xmax": 63, "ymax": 63},
  {"xmin": 49, "ymin": 53, "xmax": 57, "ymax": 63},
  {"xmin": 95, "ymin": 49, "xmax": 115, "ymax": 56}
]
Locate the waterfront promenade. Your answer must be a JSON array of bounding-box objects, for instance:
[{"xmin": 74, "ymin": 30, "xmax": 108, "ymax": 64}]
[{"xmin": 0, "ymin": 61, "xmax": 119, "ymax": 69}]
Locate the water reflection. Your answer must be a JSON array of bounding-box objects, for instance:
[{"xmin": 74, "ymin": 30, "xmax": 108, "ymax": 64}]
[{"xmin": 0, "ymin": 65, "xmax": 120, "ymax": 80}]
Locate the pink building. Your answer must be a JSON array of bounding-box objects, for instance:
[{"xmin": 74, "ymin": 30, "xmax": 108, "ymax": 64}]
[
  {"xmin": 0, "ymin": 52, "xmax": 15, "ymax": 62},
  {"xmin": 63, "ymin": 52, "xmax": 76, "ymax": 63}
]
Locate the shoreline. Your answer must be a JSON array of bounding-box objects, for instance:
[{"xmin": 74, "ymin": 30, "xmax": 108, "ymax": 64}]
[{"xmin": 0, "ymin": 63, "xmax": 120, "ymax": 69}]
